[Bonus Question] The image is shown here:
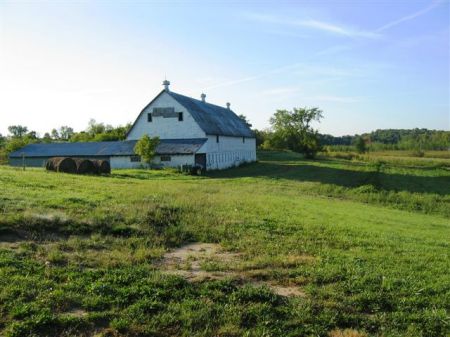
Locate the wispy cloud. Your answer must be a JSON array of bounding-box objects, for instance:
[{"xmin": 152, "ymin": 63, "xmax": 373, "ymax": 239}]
[
  {"xmin": 375, "ymin": 0, "xmax": 444, "ymax": 32},
  {"xmin": 243, "ymin": 1, "xmax": 444, "ymax": 40},
  {"xmin": 310, "ymin": 95, "xmax": 362, "ymax": 103},
  {"xmin": 262, "ymin": 86, "xmax": 302, "ymax": 96},
  {"xmin": 260, "ymin": 87, "xmax": 363, "ymax": 103},
  {"xmin": 242, "ymin": 13, "xmax": 380, "ymax": 39},
  {"xmin": 300, "ymin": 19, "xmax": 379, "ymax": 38},
  {"xmin": 204, "ymin": 63, "xmax": 303, "ymax": 90}
]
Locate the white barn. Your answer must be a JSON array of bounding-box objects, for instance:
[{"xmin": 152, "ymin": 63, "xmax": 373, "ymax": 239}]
[
  {"xmin": 122, "ymin": 80, "xmax": 256, "ymax": 170},
  {"xmin": 9, "ymin": 80, "xmax": 256, "ymax": 171}
]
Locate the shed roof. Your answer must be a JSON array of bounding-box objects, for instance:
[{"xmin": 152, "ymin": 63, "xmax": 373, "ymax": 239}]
[{"xmin": 9, "ymin": 138, "xmax": 207, "ymax": 158}]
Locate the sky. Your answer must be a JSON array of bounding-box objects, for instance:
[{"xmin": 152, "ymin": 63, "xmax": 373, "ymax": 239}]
[{"xmin": 0, "ymin": 0, "xmax": 449, "ymax": 137}]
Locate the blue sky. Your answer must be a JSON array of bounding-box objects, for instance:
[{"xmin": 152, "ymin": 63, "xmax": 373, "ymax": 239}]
[{"xmin": 0, "ymin": 0, "xmax": 449, "ymax": 136}]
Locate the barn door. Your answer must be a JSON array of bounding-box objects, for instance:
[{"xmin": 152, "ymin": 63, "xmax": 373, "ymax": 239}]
[{"xmin": 195, "ymin": 153, "xmax": 206, "ymax": 169}]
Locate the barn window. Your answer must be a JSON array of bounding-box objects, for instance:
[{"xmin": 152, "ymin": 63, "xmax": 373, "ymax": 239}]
[
  {"xmin": 160, "ymin": 155, "xmax": 171, "ymax": 162},
  {"xmin": 242, "ymin": 137, "xmax": 245, "ymax": 143},
  {"xmin": 216, "ymin": 135, "xmax": 219, "ymax": 143},
  {"xmin": 178, "ymin": 112, "xmax": 183, "ymax": 121},
  {"xmin": 147, "ymin": 113, "xmax": 152, "ymax": 122},
  {"xmin": 130, "ymin": 155, "xmax": 141, "ymax": 162}
]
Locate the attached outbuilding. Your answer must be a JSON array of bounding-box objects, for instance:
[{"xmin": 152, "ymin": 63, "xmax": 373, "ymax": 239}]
[
  {"xmin": 9, "ymin": 139, "xmax": 207, "ymax": 169},
  {"xmin": 9, "ymin": 80, "xmax": 256, "ymax": 170}
]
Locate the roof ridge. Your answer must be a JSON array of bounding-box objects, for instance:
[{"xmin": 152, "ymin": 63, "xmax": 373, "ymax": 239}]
[{"xmin": 168, "ymin": 91, "xmax": 231, "ymax": 111}]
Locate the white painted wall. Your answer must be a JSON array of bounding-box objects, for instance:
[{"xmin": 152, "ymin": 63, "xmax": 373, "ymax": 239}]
[
  {"xmin": 199, "ymin": 135, "xmax": 257, "ymax": 170},
  {"xmin": 110, "ymin": 155, "xmax": 195, "ymax": 169},
  {"xmin": 153, "ymin": 154, "xmax": 195, "ymax": 168},
  {"xmin": 127, "ymin": 92, "xmax": 206, "ymax": 140},
  {"xmin": 110, "ymin": 156, "xmax": 144, "ymax": 169}
]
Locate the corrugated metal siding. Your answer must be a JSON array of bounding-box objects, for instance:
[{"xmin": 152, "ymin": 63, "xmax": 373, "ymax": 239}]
[{"xmin": 9, "ymin": 157, "xmax": 49, "ymax": 168}]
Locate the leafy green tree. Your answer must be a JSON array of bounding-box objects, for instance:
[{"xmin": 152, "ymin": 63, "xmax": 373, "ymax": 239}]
[
  {"xmin": 26, "ymin": 131, "xmax": 38, "ymax": 140},
  {"xmin": 134, "ymin": 135, "xmax": 160, "ymax": 165},
  {"xmin": 8, "ymin": 125, "xmax": 28, "ymax": 138},
  {"xmin": 51, "ymin": 128, "xmax": 59, "ymax": 140},
  {"xmin": 355, "ymin": 136, "xmax": 367, "ymax": 153},
  {"xmin": 238, "ymin": 114, "xmax": 252, "ymax": 128},
  {"xmin": 5, "ymin": 137, "xmax": 31, "ymax": 154},
  {"xmin": 59, "ymin": 126, "xmax": 74, "ymax": 140},
  {"xmin": 87, "ymin": 119, "xmax": 106, "ymax": 136},
  {"xmin": 253, "ymin": 129, "xmax": 272, "ymax": 149},
  {"xmin": 42, "ymin": 133, "xmax": 52, "ymax": 143},
  {"xmin": 269, "ymin": 107, "xmax": 323, "ymax": 158}
]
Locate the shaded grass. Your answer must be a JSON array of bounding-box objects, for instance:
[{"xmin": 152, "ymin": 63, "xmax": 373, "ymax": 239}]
[
  {"xmin": 0, "ymin": 152, "xmax": 449, "ymax": 336},
  {"xmin": 207, "ymin": 151, "xmax": 450, "ymax": 217}
]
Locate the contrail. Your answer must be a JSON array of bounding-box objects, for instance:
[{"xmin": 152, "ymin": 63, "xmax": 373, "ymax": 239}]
[{"xmin": 375, "ymin": 0, "xmax": 444, "ymax": 32}]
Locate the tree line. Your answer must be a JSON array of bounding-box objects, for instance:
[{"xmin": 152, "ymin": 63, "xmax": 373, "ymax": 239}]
[
  {"xmin": 317, "ymin": 128, "xmax": 449, "ymax": 152},
  {"xmin": 1, "ymin": 109, "xmax": 449, "ymax": 164},
  {"xmin": 0, "ymin": 120, "xmax": 131, "ymax": 163}
]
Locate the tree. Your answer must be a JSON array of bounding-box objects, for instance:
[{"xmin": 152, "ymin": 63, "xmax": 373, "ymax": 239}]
[
  {"xmin": 59, "ymin": 126, "xmax": 74, "ymax": 140},
  {"xmin": 134, "ymin": 135, "xmax": 159, "ymax": 165},
  {"xmin": 238, "ymin": 114, "xmax": 252, "ymax": 128},
  {"xmin": 355, "ymin": 136, "xmax": 367, "ymax": 153},
  {"xmin": 42, "ymin": 133, "xmax": 52, "ymax": 143},
  {"xmin": 8, "ymin": 125, "xmax": 28, "ymax": 138},
  {"xmin": 269, "ymin": 107, "xmax": 323, "ymax": 158},
  {"xmin": 51, "ymin": 128, "xmax": 60, "ymax": 140},
  {"xmin": 253, "ymin": 129, "xmax": 272, "ymax": 148},
  {"xmin": 26, "ymin": 131, "xmax": 38, "ymax": 140},
  {"xmin": 87, "ymin": 119, "xmax": 106, "ymax": 136}
]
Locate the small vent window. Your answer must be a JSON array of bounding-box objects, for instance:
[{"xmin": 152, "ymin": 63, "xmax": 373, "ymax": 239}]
[
  {"xmin": 178, "ymin": 112, "xmax": 183, "ymax": 121},
  {"xmin": 161, "ymin": 155, "xmax": 171, "ymax": 162},
  {"xmin": 216, "ymin": 135, "xmax": 219, "ymax": 143},
  {"xmin": 147, "ymin": 113, "xmax": 152, "ymax": 122},
  {"xmin": 130, "ymin": 155, "xmax": 141, "ymax": 162},
  {"xmin": 242, "ymin": 137, "xmax": 245, "ymax": 143}
]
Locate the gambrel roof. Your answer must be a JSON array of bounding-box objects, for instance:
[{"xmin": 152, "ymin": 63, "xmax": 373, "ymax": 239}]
[
  {"xmin": 167, "ymin": 91, "xmax": 254, "ymax": 138},
  {"xmin": 128, "ymin": 90, "xmax": 254, "ymax": 138}
]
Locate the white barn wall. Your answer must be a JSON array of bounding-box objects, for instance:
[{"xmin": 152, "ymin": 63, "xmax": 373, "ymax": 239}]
[
  {"xmin": 110, "ymin": 155, "xmax": 196, "ymax": 169},
  {"xmin": 127, "ymin": 92, "xmax": 206, "ymax": 140},
  {"xmin": 199, "ymin": 135, "xmax": 257, "ymax": 170},
  {"xmin": 153, "ymin": 154, "xmax": 195, "ymax": 168},
  {"xmin": 110, "ymin": 156, "xmax": 143, "ymax": 169}
]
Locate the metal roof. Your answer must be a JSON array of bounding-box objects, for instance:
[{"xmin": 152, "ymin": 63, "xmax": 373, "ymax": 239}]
[
  {"xmin": 127, "ymin": 90, "xmax": 254, "ymax": 138},
  {"xmin": 9, "ymin": 138, "xmax": 207, "ymax": 158},
  {"xmin": 154, "ymin": 138, "xmax": 207, "ymax": 154},
  {"xmin": 167, "ymin": 91, "xmax": 254, "ymax": 138}
]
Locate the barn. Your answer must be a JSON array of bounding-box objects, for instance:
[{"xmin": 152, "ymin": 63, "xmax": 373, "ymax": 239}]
[{"xmin": 9, "ymin": 80, "xmax": 256, "ymax": 170}]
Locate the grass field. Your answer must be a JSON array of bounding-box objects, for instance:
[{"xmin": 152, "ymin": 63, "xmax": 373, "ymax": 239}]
[{"xmin": 0, "ymin": 151, "xmax": 449, "ymax": 337}]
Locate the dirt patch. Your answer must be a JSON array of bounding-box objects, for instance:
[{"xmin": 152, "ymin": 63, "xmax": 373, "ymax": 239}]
[
  {"xmin": 62, "ymin": 309, "xmax": 88, "ymax": 318},
  {"xmin": 161, "ymin": 242, "xmax": 307, "ymax": 297},
  {"xmin": 329, "ymin": 329, "xmax": 368, "ymax": 337},
  {"xmin": 162, "ymin": 243, "xmax": 239, "ymax": 281},
  {"xmin": 249, "ymin": 281, "xmax": 306, "ymax": 297},
  {"xmin": 270, "ymin": 285, "xmax": 306, "ymax": 297}
]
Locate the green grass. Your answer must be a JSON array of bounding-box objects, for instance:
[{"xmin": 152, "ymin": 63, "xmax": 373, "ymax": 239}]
[{"xmin": 0, "ymin": 151, "xmax": 449, "ymax": 337}]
